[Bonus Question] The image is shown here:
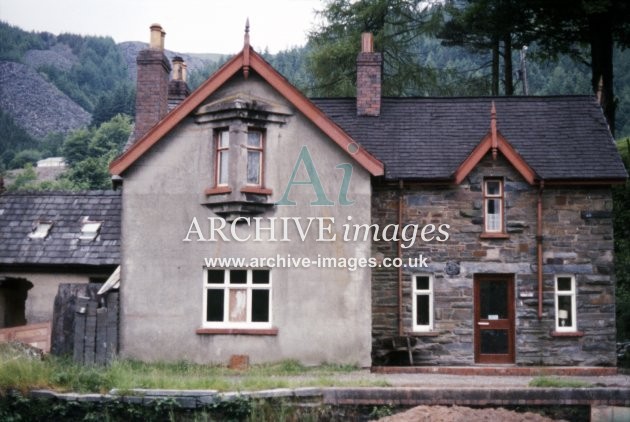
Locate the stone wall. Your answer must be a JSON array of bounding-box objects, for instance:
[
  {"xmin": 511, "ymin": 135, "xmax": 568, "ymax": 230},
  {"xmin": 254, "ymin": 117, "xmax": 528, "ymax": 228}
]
[{"xmin": 372, "ymin": 153, "xmax": 617, "ymax": 366}]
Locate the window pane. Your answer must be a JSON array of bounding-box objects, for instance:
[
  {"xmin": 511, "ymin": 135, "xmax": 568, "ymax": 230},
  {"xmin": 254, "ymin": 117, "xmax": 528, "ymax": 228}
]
[
  {"xmin": 415, "ymin": 276, "xmax": 429, "ymax": 290},
  {"xmin": 486, "ymin": 180, "xmax": 501, "ymax": 196},
  {"xmin": 480, "ymin": 329, "xmax": 509, "ymax": 354},
  {"xmin": 230, "ymin": 270, "xmax": 247, "ymax": 284},
  {"xmin": 252, "ymin": 289, "xmax": 270, "ymax": 322},
  {"xmin": 416, "ymin": 294, "xmax": 430, "ymax": 326},
  {"xmin": 219, "ymin": 130, "xmax": 229, "ymax": 148},
  {"xmin": 228, "ymin": 289, "xmax": 247, "ymax": 322},
  {"xmin": 207, "ymin": 270, "xmax": 225, "ymax": 284},
  {"xmin": 206, "ymin": 289, "xmax": 224, "ymax": 322},
  {"xmin": 557, "ymin": 296, "xmax": 573, "ymax": 327},
  {"xmin": 247, "ymin": 131, "xmax": 262, "ymax": 147},
  {"xmin": 486, "ymin": 199, "xmax": 501, "ymax": 231},
  {"xmin": 252, "ymin": 270, "xmax": 269, "ymax": 284},
  {"xmin": 218, "ymin": 150, "xmax": 229, "ymax": 185},
  {"xmin": 479, "ymin": 280, "xmax": 508, "ymax": 319},
  {"xmin": 247, "ymin": 151, "xmax": 261, "ymax": 185},
  {"xmin": 557, "ymin": 277, "xmax": 572, "ymax": 291}
]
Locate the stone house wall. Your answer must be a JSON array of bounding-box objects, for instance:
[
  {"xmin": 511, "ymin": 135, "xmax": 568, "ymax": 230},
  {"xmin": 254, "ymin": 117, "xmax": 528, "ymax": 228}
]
[{"xmin": 372, "ymin": 153, "xmax": 616, "ymax": 366}]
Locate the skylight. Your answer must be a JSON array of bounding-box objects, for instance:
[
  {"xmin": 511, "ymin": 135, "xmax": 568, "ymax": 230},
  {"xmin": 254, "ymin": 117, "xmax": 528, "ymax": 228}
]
[
  {"xmin": 28, "ymin": 221, "xmax": 53, "ymax": 240},
  {"xmin": 79, "ymin": 218, "xmax": 102, "ymax": 241}
]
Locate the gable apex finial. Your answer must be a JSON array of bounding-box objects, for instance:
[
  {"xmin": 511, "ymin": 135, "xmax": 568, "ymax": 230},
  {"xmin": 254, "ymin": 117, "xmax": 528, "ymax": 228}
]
[{"xmin": 243, "ymin": 18, "xmax": 250, "ymax": 78}]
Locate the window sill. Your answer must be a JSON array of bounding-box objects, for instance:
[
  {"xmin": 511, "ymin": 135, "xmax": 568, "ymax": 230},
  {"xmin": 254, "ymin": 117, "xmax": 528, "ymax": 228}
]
[
  {"xmin": 240, "ymin": 186, "xmax": 273, "ymax": 195},
  {"xmin": 550, "ymin": 330, "xmax": 584, "ymax": 337},
  {"xmin": 204, "ymin": 186, "xmax": 232, "ymax": 195},
  {"xmin": 406, "ymin": 331, "xmax": 440, "ymax": 337},
  {"xmin": 196, "ymin": 327, "xmax": 278, "ymax": 336},
  {"xmin": 480, "ymin": 232, "xmax": 509, "ymax": 239}
]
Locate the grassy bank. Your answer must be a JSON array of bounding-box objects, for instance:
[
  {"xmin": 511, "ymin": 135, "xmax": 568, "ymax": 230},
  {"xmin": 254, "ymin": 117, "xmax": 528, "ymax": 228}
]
[{"xmin": 0, "ymin": 345, "xmax": 387, "ymax": 394}]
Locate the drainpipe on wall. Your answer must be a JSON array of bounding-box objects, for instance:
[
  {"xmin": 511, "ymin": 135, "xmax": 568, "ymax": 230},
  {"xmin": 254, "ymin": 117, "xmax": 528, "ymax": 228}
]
[
  {"xmin": 398, "ymin": 179, "xmax": 404, "ymax": 336},
  {"xmin": 537, "ymin": 180, "xmax": 545, "ymax": 320}
]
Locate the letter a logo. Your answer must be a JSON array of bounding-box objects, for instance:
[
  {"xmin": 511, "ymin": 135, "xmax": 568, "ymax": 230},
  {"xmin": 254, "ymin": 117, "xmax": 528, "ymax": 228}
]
[{"xmin": 276, "ymin": 146, "xmax": 334, "ymax": 206}]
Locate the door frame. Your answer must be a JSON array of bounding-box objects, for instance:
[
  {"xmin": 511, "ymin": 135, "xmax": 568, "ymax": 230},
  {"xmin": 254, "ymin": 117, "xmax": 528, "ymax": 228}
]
[{"xmin": 474, "ymin": 274, "xmax": 515, "ymax": 364}]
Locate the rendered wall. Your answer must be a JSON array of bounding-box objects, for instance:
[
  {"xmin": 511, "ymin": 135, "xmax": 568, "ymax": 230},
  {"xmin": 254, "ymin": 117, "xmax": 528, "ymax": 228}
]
[{"xmin": 119, "ymin": 73, "xmax": 373, "ymax": 366}]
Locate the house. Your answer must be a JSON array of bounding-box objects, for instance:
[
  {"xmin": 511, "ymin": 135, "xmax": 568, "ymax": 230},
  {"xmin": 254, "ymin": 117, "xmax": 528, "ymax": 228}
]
[
  {"xmin": 0, "ymin": 191, "xmax": 121, "ymax": 330},
  {"xmin": 110, "ymin": 24, "xmax": 627, "ymax": 367}
]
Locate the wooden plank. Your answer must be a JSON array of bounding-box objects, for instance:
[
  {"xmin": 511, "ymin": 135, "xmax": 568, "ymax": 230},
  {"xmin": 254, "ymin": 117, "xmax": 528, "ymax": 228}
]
[
  {"xmin": 73, "ymin": 297, "xmax": 88, "ymax": 364},
  {"xmin": 106, "ymin": 292, "xmax": 119, "ymax": 362},
  {"xmin": 84, "ymin": 300, "xmax": 97, "ymax": 365},
  {"xmin": 95, "ymin": 307, "xmax": 107, "ymax": 365}
]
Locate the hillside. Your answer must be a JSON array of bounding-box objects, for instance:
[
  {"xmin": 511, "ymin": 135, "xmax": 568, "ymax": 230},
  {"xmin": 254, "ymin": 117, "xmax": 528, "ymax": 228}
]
[{"xmin": 0, "ymin": 61, "xmax": 91, "ymax": 138}]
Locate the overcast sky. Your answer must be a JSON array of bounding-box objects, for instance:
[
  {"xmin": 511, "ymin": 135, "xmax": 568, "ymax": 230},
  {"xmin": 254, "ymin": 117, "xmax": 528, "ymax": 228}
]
[{"xmin": 0, "ymin": 0, "xmax": 324, "ymax": 54}]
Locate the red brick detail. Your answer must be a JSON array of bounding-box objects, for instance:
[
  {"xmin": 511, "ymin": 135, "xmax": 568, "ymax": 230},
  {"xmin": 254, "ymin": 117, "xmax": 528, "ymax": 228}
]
[
  {"xmin": 357, "ymin": 52, "xmax": 382, "ymax": 116},
  {"xmin": 240, "ymin": 186, "xmax": 273, "ymax": 195},
  {"xmin": 371, "ymin": 366, "xmax": 617, "ymax": 376},
  {"xmin": 133, "ymin": 49, "xmax": 171, "ymax": 143},
  {"xmin": 228, "ymin": 354, "xmax": 249, "ymax": 370},
  {"xmin": 204, "ymin": 186, "xmax": 232, "ymax": 195},
  {"xmin": 196, "ymin": 327, "xmax": 278, "ymax": 336}
]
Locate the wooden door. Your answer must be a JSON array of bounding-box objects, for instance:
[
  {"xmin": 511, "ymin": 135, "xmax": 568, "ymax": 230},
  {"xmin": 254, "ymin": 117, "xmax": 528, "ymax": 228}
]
[{"xmin": 474, "ymin": 275, "xmax": 515, "ymax": 364}]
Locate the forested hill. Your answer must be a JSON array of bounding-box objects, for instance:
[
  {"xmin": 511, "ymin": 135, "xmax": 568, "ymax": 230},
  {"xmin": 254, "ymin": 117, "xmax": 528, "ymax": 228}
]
[{"xmin": 2, "ymin": 19, "xmax": 630, "ymax": 172}]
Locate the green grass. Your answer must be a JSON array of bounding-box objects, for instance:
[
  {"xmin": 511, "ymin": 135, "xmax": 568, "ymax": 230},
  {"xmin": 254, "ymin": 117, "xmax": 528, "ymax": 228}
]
[
  {"xmin": 0, "ymin": 346, "xmax": 386, "ymax": 395},
  {"xmin": 528, "ymin": 376, "xmax": 592, "ymax": 388}
]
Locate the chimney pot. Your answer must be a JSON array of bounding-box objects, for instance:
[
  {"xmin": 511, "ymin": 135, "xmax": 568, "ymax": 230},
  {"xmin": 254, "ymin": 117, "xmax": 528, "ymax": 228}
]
[
  {"xmin": 150, "ymin": 23, "xmax": 164, "ymax": 50},
  {"xmin": 361, "ymin": 33, "xmax": 374, "ymax": 53}
]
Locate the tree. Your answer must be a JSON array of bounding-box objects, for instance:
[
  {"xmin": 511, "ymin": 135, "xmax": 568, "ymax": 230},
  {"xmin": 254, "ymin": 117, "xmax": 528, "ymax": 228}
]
[
  {"xmin": 525, "ymin": 0, "xmax": 630, "ymax": 134},
  {"xmin": 438, "ymin": 0, "xmax": 533, "ymax": 95},
  {"xmin": 307, "ymin": 0, "xmax": 441, "ymax": 96},
  {"xmin": 61, "ymin": 128, "xmax": 93, "ymax": 166},
  {"xmin": 88, "ymin": 114, "xmax": 132, "ymax": 157}
]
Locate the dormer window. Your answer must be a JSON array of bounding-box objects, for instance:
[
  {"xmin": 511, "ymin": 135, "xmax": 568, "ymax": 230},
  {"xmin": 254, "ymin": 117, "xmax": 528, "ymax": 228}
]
[
  {"xmin": 28, "ymin": 221, "xmax": 53, "ymax": 240},
  {"xmin": 80, "ymin": 217, "xmax": 102, "ymax": 241}
]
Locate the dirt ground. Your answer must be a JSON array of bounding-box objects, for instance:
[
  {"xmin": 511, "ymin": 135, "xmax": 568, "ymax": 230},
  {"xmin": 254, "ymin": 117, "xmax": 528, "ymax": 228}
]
[{"xmin": 377, "ymin": 405, "xmax": 564, "ymax": 422}]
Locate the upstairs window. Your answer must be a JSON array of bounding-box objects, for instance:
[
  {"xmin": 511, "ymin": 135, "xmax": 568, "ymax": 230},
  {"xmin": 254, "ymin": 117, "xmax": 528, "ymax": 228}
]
[
  {"xmin": 28, "ymin": 221, "xmax": 53, "ymax": 240},
  {"xmin": 246, "ymin": 129, "xmax": 264, "ymax": 186},
  {"xmin": 203, "ymin": 268, "xmax": 271, "ymax": 329},
  {"xmin": 555, "ymin": 275, "xmax": 577, "ymax": 332},
  {"xmin": 79, "ymin": 217, "xmax": 102, "ymax": 241},
  {"xmin": 483, "ymin": 178, "xmax": 504, "ymax": 234},
  {"xmin": 216, "ymin": 129, "xmax": 230, "ymax": 186},
  {"xmin": 412, "ymin": 274, "xmax": 434, "ymax": 332}
]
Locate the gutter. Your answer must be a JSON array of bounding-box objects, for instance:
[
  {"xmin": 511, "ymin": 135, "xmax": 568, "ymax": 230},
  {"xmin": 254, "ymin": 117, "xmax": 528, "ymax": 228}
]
[{"xmin": 398, "ymin": 179, "xmax": 404, "ymax": 336}]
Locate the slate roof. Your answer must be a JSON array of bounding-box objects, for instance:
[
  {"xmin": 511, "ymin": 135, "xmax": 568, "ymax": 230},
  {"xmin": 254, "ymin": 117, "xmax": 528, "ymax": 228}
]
[
  {"xmin": 0, "ymin": 191, "xmax": 121, "ymax": 266},
  {"xmin": 312, "ymin": 96, "xmax": 628, "ymax": 181}
]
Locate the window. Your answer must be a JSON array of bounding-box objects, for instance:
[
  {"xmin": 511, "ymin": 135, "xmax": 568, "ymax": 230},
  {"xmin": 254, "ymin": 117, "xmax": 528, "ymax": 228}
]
[
  {"xmin": 246, "ymin": 129, "xmax": 264, "ymax": 186},
  {"xmin": 484, "ymin": 179, "xmax": 504, "ymax": 233},
  {"xmin": 555, "ymin": 275, "xmax": 577, "ymax": 332},
  {"xmin": 216, "ymin": 129, "xmax": 230, "ymax": 186},
  {"xmin": 79, "ymin": 217, "xmax": 102, "ymax": 241},
  {"xmin": 412, "ymin": 275, "xmax": 433, "ymax": 331},
  {"xmin": 28, "ymin": 221, "xmax": 53, "ymax": 239},
  {"xmin": 203, "ymin": 269, "xmax": 271, "ymax": 328}
]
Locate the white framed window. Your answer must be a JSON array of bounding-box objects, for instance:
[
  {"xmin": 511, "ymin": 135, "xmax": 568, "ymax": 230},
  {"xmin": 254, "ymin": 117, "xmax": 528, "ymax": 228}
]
[
  {"xmin": 203, "ymin": 268, "xmax": 271, "ymax": 329},
  {"xmin": 79, "ymin": 217, "xmax": 102, "ymax": 241},
  {"xmin": 28, "ymin": 221, "xmax": 53, "ymax": 239},
  {"xmin": 246, "ymin": 129, "xmax": 264, "ymax": 186},
  {"xmin": 216, "ymin": 129, "xmax": 230, "ymax": 186},
  {"xmin": 412, "ymin": 274, "xmax": 434, "ymax": 332},
  {"xmin": 484, "ymin": 178, "xmax": 504, "ymax": 233},
  {"xmin": 555, "ymin": 275, "xmax": 577, "ymax": 332}
]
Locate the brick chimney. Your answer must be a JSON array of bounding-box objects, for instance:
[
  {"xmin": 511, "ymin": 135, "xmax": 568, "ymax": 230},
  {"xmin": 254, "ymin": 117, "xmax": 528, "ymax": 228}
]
[
  {"xmin": 132, "ymin": 24, "xmax": 171, "ymax": 142},
  {"xmin": 356, "ymin": 33, "xmax": 382, "ymax": 116},
  {"xmin": 168, "ymin": 56, "xmax": 190, "ymax": 111}
]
